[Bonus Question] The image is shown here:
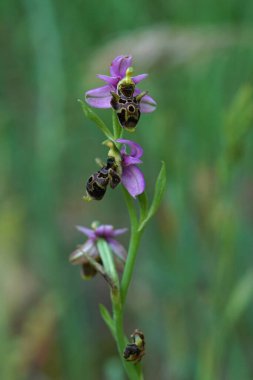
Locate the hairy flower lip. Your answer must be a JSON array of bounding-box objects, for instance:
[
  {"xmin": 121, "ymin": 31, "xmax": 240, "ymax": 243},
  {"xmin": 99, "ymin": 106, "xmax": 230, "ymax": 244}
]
[
  {"xmin": 85, "ymin": 55, "xmax": 156, "ymax": 113},
  {"xmin": 116, "ymin": 139, "xmax": 145, "ymax": 198}
]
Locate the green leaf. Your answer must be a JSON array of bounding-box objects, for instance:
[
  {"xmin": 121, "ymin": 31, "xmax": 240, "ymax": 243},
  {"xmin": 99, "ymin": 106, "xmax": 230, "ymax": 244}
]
[
  {"xmin": 99, "ymin": 304, "xmax": 115, "ymax": 336},
  {"xmin": 112, "ymin": 110, "xmax": 123, "ymax": 140},
  {"xmin": 78, "ymin": 99, "xmax": 114, "ymax": 140},
  {"xmin": 138, "ymin": 161, "xmax": 167, "ymax": 231}
]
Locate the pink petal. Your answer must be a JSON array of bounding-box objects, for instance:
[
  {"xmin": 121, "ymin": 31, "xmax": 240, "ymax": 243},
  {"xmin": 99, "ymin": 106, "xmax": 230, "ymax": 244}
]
[
  {"xmin": 134, "ymin": 88, "xmax": 157, "ymax": 113},
  {"xmin": 121, "ymin": 165, "xmax": 145, "ymax": 198},
  {"xmin": 116, "ymin": 139, "xmax": 143, "ymax": 159},
  {"xmin": 108, "ymin": 238, "xmax": 127, "ymax": 261},
  {"xmin": 85, "ymin": 85, "xmax": 113, "ymax": 108},
  {"xmin": 122, "ymin": 156, "xmax": 142, "ymax": 166},
  {"xmin": 140, "ymin": 95, "xmax": 157, "ymax": 112},
  {"xmin": 95, "ymin": 224, "xmax": 114, "ymax": 237},
  {"xmin": 112, "ymin": 228, "xmax": 128, "ymax": 237},
  {"xmin": 76, "ymin": 225, "xmax": 95, "ymax": 239},
  {"xmin": 132, "ymin": 74, "xmax": 148, "ymax": 84},
  {"xmin": 96, "ymin": 74, "xmax": 119, "ymax": 87},
  {"xmin": 110, "ymin": 55, "xmax": 132, "ymax": 78}
]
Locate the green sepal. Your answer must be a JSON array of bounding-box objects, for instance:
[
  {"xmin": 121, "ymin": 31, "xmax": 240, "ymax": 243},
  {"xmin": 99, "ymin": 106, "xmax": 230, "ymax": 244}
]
[
  {"xmin": 99, "ymin": 304, "xmax": 115, "ymax": 337},
  {"xmin": 138, "ymin": 161, "xmax": 167, "ymax": 232},
  {"xmin": 97, "ymin": 239, "xmax": 119, "ymax": 289},
  {"xmin": 78, "ymin": 99, "xmax": 114, "ymax": 140}
]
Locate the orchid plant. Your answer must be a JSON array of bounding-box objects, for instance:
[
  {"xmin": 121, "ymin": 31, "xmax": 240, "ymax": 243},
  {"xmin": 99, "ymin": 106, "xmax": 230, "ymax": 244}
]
[{"xmin": 70, "ymin": 55, "xmax": 166, "ymax": 380}]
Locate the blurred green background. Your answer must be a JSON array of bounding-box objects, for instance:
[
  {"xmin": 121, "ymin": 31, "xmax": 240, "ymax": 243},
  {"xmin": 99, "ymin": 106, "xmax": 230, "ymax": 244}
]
[{"xmin": 1, "ymin": 0, "xmax": 253, "ymax": 379}]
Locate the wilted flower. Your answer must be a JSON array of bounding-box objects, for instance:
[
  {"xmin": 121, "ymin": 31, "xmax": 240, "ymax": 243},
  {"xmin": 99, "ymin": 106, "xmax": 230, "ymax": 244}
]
[
  {"xmin": 116, "ymin": 138, "xmax": 145, "ymax": 198},
  {"xmin": 123, "ymin": 329, "xmax": 145, "ymax": 364},
  {"xmin": 85, "ymin": 55, "xmax": 156, "ymax": 113},
  {"xmin": 70, "ymin": 223, "xmax": 127, "ymax": 278}
]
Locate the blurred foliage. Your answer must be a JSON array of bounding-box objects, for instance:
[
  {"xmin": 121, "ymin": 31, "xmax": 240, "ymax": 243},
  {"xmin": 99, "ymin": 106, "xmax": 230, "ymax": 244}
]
[{"xmin": 1, "ymin": 0, "xmax": 253, "ymax": 379}]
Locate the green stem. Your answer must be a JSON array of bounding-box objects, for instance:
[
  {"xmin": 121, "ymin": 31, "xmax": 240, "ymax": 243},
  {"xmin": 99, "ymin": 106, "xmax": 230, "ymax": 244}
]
[
  {"xmin": 97, "ymin": 239, "xmax": 142, "ymax": 380},
  {"xmin": 111, "ymin": 291, "xmax": 141, "ymax": 380},
  {"xmin": 121, "ymin": 189, "xmax": 142, "ymax": 305},
  {"xmin": 121, "ymin": 228, "xmax": 142, "ymax": 306}
]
